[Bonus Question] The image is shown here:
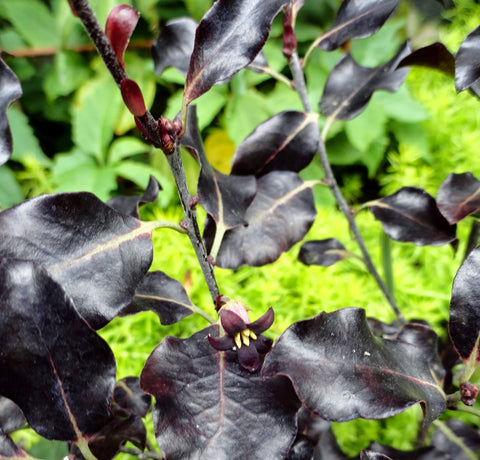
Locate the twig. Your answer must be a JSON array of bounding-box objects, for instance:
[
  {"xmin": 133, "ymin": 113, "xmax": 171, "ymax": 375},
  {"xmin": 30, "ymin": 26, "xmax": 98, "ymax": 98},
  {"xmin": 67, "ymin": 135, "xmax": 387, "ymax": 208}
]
[
  {"xmin": 119, "ymin": 445, "xmax": 164, "ymax": 459},
  {"xmin": 166, "ymin": 144, "xmax": 220, "ymax": 303},
  {"xmin": 433, "ymin": 420, "xmax": 478, "ymax": 460},
  {"xmin": 288, "ymin": 41, "xmax": 405, "ymax": 324}
]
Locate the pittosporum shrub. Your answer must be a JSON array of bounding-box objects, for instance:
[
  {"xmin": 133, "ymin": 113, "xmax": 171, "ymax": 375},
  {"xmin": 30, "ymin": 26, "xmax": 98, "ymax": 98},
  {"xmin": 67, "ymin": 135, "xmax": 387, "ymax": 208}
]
[{"xmin": 1, "ymin": 0, "xmax": 480, "ymax": 459}]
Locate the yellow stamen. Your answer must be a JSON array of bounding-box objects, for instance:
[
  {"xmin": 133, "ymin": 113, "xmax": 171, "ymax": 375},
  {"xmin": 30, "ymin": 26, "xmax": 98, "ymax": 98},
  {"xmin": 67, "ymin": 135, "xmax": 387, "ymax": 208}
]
[
  {"xmin": 241, "ymin": 330, "xmax": 250, "ymax": 346},
  {"xmin": 234, "ymin": 332, "xmax": 242, "ymax": 349},
  {"xmin": 249, "ymin": 330, "xmax": 257, "ymax": 340}
]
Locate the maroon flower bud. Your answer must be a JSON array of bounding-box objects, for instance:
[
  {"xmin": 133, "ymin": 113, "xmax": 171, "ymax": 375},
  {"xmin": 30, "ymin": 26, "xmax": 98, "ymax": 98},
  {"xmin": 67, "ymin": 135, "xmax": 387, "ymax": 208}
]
[
  {"xmin": 121, "ymin": 79, "xmax": 146, "ymax": 117},
  {"xmin": 460, "ymin": 381, "xmax": 479, "ymax": 406},
  {"xmin": 282, "ymin": 4, "xmax": 297, "ymax": 60},
  {"xmin": 67, "ymin": 0, "xmax": 79, "ymax": 17},
  {"xmin": 105, "ymin": 5, "xmax": 139, "ymax": 69},
  {"xmin": 189, "ymin": 195, "xmax": 200, "ymax": 210}
]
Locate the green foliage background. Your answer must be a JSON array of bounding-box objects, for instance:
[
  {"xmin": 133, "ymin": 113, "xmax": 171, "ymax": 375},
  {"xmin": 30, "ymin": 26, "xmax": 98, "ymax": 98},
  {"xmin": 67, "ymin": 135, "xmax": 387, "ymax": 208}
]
[{"xmin": 3, "ymin": 0, "xmax": 480, "ymax": 457}]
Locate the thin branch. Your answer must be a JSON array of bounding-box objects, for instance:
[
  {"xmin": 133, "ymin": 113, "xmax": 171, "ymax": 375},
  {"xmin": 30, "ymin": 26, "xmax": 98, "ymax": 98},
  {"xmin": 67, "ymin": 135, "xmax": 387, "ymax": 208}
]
[
  {"xmin": 433, "ymin": 420, "xmax": 478, "ymax": 460},
  {"xmin": 288, "ymin": 41, "xmax": 404, "ymax": 324},
  {"xmin": 166, "ymin": 144, "xmax": 220, "ymax": 303},
  {"xmin": 119, "ymin": 445, "xmax": 164, "ymax": 459}
]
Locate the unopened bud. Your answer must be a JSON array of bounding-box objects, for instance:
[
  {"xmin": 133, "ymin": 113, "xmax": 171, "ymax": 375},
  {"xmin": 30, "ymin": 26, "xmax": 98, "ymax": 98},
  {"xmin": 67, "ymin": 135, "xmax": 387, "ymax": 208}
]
[{"xmin": 121, "ymin": 79, "xmax": 146, "ymax": 117}]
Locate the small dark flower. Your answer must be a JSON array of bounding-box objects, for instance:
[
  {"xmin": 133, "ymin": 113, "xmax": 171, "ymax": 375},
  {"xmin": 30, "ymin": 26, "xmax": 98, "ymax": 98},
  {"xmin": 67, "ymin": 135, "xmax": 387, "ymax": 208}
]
[{"xmin": 208, "ymin": 297, "xmax": 274, "ymax": 373}]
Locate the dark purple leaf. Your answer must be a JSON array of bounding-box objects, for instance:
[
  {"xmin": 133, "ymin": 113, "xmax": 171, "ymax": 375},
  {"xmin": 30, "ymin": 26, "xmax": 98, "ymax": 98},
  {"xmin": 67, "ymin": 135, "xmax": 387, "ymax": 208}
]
[
  {"xmin": 179, "ymin": 104, "xmax": 204, "ymax": 162},
  {"xmin": 198, "ymin": 165, "xmax": 257, "ymax": 229},
  {"xmin": 361, "ymin": 451, "xmax": 393, "ymax": 460},
  {"xmin": 0, "ymin": 430, "xmax": 30, "ymax": 458},
  {"xmin": 369, "ymin": 187, "xmax": 457, "ymax": 246},
  {"xmin": 298, "ymin": 239, "xmax": 351, "ymax": 267},
  {"xmin": 317, "ymin": 0, "xmax": 400, "ymax": 51},
  {"xmin": 313, "ymin": 427, "xmax": 350, "ymax": 460},
  {"xmin": 205, "ymin": 171, "xmax": 316, "ymax": 268},
  {"xmin": 183, "ymin": 0, "xmax": 288, "ymax": 106},
  {"xmin": 262, "ymin": 308, "xmax": 446, "ymax": 424},
  {"xmin": 431, "ymin": 420, "xmax": 480, "ymax": 460},
  {"xmin": 366, "ymin": 442, "xmax": 448, "ymax": 460},
  {"xmin": 449, "ymin": 246, "xmax": 480, "ymax": 368},
  {"xmin": 0, "ymin": 192, "xmax": 153, "ymax": 329},
  {"xmin": 107, "ymin": 175, "xmax": 160, "ymax": 219},
  {"xmin": 113, "ymin": 377, "xmax": 151, "ymax": 418},
  {"xmin": 455, "ymin": 25, "xmax": 480, "ymax": 92},
  {"xmin": 397, "ymin": 43, "xmax": 455, "ymax": 76},
  {"xmin": 231, "ymin": 111, "xmax": 319, "ymax": 177},
  {"xmin": 437, "ymin": 172, "xmax": 480, "ymax": 224},
  {"xmin": 286, "ymin": 435, "xmax": 314, "ymax": 460},
  {"xmin": 247, "ymin": 50, "xmax": 269, "ymax": 74},
  {"xmin": 140, "ymin": 325, "xmax": 300, "ymax": 459},
  {"xmin": 0, "ymin": 259, "xmax": 116, "ymax": 441},
  {"xmin": 0, "ymin": 397, "xmax": 26, "ymax": 434},
  {"xmin": 152, "ymin": 18, "xmax": 197, "ymax": 77},
  {"xmin": 119, "ymin": 271, "xmax": 196, "ymax": 325},
  {"xmin": 87, "ymin": 414, "xmax": 147, "ymax": 460},
  {"xmin": 320, "ymin": 42, "xmax": 411, "ymax": 120},
  {"xmin": 105, "ymin": 4, "xmax": 139, "ymax": 69},
  {"xmin": 0, "ymin": 58, "xmax": 22, "ymax": 167}
]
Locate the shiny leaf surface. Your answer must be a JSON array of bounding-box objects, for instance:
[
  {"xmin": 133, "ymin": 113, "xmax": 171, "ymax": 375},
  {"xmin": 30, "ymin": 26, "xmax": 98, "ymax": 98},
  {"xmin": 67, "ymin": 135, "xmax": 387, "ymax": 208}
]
[
  {"xmin": 398, "ymin": 43, "xmax": 455, "ymax": 76},
  {"xmin": 183, "ymin": 0, "xmax": 288, "ymax": 106},
  {"xmin": 205, "ymin": 171, "xmax": 316, "ymax": 268},
  {"xmin": 455, "ymin": 25, "xmax": 480, "ymax": 92},
  {"xmin": 298, "ymin": 239, "xmax": 350, "ymax": 267},
  {"xmin": 120, "ymin": 271, "xmax": 196, "ymax": 325},
  {"xmin": 318, "ymin": 0, "xmax": 400, "ymax": 51},
  {"xmin": 0, "ymin": 397, "xmax": 26, "ymax": 434},
  {"xmin": 140, "ymin": 325, "xmax": 299, "ymax": 459},
  {"xmin": 152, "ymin": 18, "xmax": 198, "ymax": 77},
  {"xmin": 231, "ymin": 111, "xmax": 319, "ymax": 177},
  {"xmin": 262, "ymin": 308, "xmax": 446, "ymax": 424},
  {"xmin": 369, "ymin": 187, "xmax": 457, "ymax": 246},
  {"xmin": 0, "ymin": 58, "xmax": 22, "ymax": 167},
  {"xmin": 0, "ymin": 259, "xmax": 116, "ymax": 441},
  {"xmin": 320, "ymin": 43, "xmax": 411, "ymax": 120},
  {"xmin": 437, "ymin": 172, "xmax": 480, "ymax": 224},
  {"xmin": 0, "ymin": 193, "xmax": 153, "ymax": 329},
  {"xmin": 449, "ymin": 246, "xmax": 480, "ymax": 367}
]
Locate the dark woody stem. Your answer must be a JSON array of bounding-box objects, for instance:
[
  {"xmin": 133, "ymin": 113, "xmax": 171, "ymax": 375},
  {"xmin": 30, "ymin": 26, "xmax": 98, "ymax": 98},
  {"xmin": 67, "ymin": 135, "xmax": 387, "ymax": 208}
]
[
  {"xmin": 166, "ymin": 145, "xmax": 220, "ymax": 303},
  {"xmin": 288, "ymin": 51, "xmax": 405, "ymax": 324},
  {"xmin": 70, "ymin": 0, "xmax": 220, "ymax": 305}
]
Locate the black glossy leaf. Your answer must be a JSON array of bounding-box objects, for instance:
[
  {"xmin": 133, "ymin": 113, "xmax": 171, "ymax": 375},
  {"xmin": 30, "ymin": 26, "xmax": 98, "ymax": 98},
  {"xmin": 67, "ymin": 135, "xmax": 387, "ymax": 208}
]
[
  {"xmin": 0, "ymin": 397, "xmax": 26, "ymax": 434},
  {"xmin": 183, "ymin": 0, "xmax": 288, "ymax": 106},
  {"xmin": 397, "ymin": 43, "xmax": 455, "ymax": 76},
  {"xmin": 107, "ymin": 175, "xmax": 160, "ymax": 218},
  {"xmin": 198, "ymin": 163, "xmax": 257, "ymax": 229},
  {"xmin": 317, "ymin": 0, "xmax": 400, "ymax": 51},
  {"xmin": 0, "ymin": 430, "xmax": 30, "ymax": 458},
  {"xmin": 0, "ymin": 58, "xmax": 22, "ymax": 167},
  {"xmin": 205, "ymin": 171, "xmax": 316, "ymax": 268},
  {"xmin": 120, "ymin": 271, "xmax": 195, "ymax": 325},
  {"xmin": 455, "ymin": 25, "xmax": 480, "ymax": 92},
  {"xmin": 140, "ymin": 325, "xmax": 300, "ymax": 459},
  {"xmin": 262, "ymin": 308, "xmax": 446, "ymax": 424},
  {"xmin": 360, "ymin": 451, "xmax": 392, "ymax": 460},
  {"xmin": 431, "ymin": 420, "xmax": 480, "ymax": 460},
  {"xmin": 437, "ymin": 172, "xmax": 480, "ymax": 224},
  {"xmin": 231, "ymin": 111, "xmax": 319, "ymax": 177},
  {"xmin": 0, "ymin": 192, "xmax": 154, "ymax": 329},
  {"xmin": 286, "ymin": 435, "xmax": 314, "ymax": 460},
  {"xmin": 152, "ymin": 17, "xmax": 197, "ymax": 77},
  {"xmin": 298, "ymin": 239, "xmax": 350, "ymax": 267},
  {"xmin": 320, "ymin": 42, "xmax": 411, "ymax": 120},
  {"xmin": 369, "ymin": 187, "xmax": 457, "ymax": 246},
  {"xmin": 449, "ymin": 246, "xmax": 480, "ymax": 367},
  {"xmin": 113, "ymin": 377, "xmax": 151, "ymax": 418},
  {"xmin": 365, "ymin": 442, "xmax": 448, "ymax": 460},
  {"xmin": 0, "ymin": 259, "xmax": 116, "ymax": 441}
]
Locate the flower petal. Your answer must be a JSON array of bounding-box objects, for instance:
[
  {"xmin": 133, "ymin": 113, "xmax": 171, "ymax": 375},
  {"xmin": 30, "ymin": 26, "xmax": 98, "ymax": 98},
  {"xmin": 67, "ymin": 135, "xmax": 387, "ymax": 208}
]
[
  {"xmin": 237, "ymin": 343, "xmax": 260, "ymax": 373},
  {"xmin": 220, "ymin": 309, "xmax": 247, "ymax": 335},
  {"xmin": 207, "ymin": 335, "xmax": 235, "ymax": 351},
  {"xmin": 254, "ymin": 335, "xmax": 273, "ymax": 355},
  {"xmin": 249, "ymin": 307, "xmax": 274, "ymax": 335}
]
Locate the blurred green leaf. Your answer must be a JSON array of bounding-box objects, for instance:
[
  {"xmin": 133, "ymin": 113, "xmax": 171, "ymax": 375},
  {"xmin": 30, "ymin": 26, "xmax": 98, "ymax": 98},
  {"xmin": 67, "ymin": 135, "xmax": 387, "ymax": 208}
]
[
  {"xmin": 44, "ymin": 50, "xmax": 91, "ymax": 100},
  {"xmin": 109, "ymin": 136, "xmax": 151, "ymax": 163},
  {"xmin": 52, "ymin": 149, "xmax": 117, "ymax": 199},
  {"xmin": 0, "ymin": 166, "xmax": 24, "ymax": 209},
  {"xmin": 7, "ymin": 107, "xmax": 51, "ymax": 166},
  {"xmin": 0, "ymin": 0, "xmax": 60, "ymax": 49},
  {"xmin": 184, "ymin": 0, "xmax": 213, "ymax": 21},
  {"xmin": 72, "ymin": 76, "xmax": 123, "ymax": 163},
  {"xmin": 376, "ymin": 86, "xmax": 430, "ymax": 122}
]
